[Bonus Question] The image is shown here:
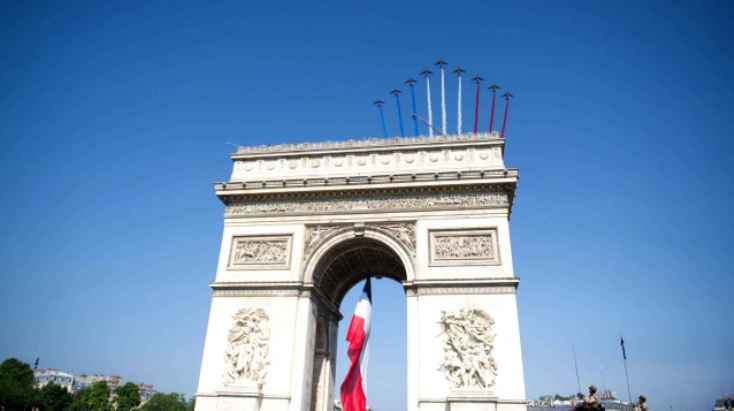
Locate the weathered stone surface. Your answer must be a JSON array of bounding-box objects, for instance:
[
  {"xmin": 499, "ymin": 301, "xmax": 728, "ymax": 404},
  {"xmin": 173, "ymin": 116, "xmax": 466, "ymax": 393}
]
[{"xmin": 195, "ymin": 134, "xmax": 526, "ymax": 411}]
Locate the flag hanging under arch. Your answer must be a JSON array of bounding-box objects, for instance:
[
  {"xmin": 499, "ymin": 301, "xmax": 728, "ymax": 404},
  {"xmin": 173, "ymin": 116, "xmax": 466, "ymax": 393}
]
[{"xmin": 340, "ymin": 278, "xmax": 372, "ymax": 411}]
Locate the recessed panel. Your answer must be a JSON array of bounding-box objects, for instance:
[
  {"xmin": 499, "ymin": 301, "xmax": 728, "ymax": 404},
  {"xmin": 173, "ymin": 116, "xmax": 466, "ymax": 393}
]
[
  {"xmin": 429, "ymin": 228, "xmax": 500, "ymax": 267},
  {"xmin": 227, "ymin": 235, "xmax": 292, "ymax": 270}
]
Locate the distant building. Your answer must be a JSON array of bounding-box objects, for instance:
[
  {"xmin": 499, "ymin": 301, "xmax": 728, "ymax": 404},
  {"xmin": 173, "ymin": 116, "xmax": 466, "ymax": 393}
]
[
  {"xmin": 528, "ymin": 391, "xmax": 634, "ymax": 411},
  {"xmin": 72, "ymin": 374, "xmax": 122, "ymax": 392},
  {"xmin": 139, "ymin": 384, "xmax": 156, "ymax": 402},
  {"xmin": 33, "ymin": 368, "xmax": 156, "ymax": 400},
  {"xmin": 33, "ymin": 369, "xmax": 75, "ymax": 392}
]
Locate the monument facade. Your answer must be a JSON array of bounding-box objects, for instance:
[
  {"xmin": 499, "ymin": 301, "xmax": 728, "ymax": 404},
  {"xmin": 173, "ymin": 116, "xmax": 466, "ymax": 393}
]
[{"xmin": 195, "ymin": 133, "xmax": 527, "ymax": 411}]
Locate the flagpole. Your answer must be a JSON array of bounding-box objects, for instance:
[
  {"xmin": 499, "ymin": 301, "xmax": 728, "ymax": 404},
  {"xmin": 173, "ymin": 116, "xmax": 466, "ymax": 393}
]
[
  {"xmin": 572, "ymin": 345, "xmax": 581, "ymax": 395},
  {"xmin": 623, "ymin": 357, "xmax": 632, "ymax": 404},
  {"xmin": 621, "ymin": 336, "xmax": 632, "ymax": 404}
]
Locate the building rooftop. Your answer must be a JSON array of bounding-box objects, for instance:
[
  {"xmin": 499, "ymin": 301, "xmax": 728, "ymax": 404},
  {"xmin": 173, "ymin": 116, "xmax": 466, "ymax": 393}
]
[{"xmin": 233, "ymin": 132, "xmax": 502, "ymax": 158}]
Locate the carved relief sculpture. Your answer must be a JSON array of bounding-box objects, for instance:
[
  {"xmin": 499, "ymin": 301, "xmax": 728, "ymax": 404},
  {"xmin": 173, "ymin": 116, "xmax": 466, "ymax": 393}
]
[
  {"xmin": 304, "ymin": 225, "xmax": 346, "ymax": 259},
  {"xmin": 228, "ymin": 235, "xmax": 292, "ymax": 270},
  {"xmin": 225, "ymin": 187, "xmax": 509, "ymax": 218},
  {"xmin": 371, "ymin": 222, "xmax": 416, "ymax": 257},
  {"xmin": 223, "ymin": 308, "xmax": 270, "ymax": 387},
  {"xmin": 429, "ymin": 229, "xmax": 500, "ymax": 266},
  {"xmin": 439, "ymin": 308, "xmax": 498, "ymax": 390}
]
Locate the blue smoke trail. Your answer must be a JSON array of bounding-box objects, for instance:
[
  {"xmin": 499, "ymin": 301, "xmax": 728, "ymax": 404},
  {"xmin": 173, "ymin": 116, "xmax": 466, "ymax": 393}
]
[
  {"xmin": 409, "ymin": 82, "xmax": 419, "ymax": 136},
  {"xmin": 378, "ymin": 105, "xmax": 388, "ymax": 138},
  {"xmin": 393, "ymin": 91, "xmax": 405, "ymax": 137}
]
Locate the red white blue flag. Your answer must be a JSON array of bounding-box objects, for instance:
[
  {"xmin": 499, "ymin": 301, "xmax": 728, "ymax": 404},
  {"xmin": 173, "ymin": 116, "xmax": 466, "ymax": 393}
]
[{"xmin": 340, "ymin": 278, "xmax": 372, "ymax": 411}]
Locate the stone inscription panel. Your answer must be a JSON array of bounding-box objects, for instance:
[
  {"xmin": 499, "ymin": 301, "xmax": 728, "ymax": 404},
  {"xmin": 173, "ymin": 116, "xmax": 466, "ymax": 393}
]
[
  {"xmin": 227, "ymin": 235, "xmax": 292, "ymax": 270},
  {"xmin": 429, "ymin": 228, "xmax": 500, "ymax": 266}
]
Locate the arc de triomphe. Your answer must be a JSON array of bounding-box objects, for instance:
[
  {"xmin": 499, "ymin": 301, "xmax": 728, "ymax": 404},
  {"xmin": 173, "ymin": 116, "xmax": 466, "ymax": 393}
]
[{"xmin": 195, "ymin": 133, "xmax": 527, "ymax": 411}]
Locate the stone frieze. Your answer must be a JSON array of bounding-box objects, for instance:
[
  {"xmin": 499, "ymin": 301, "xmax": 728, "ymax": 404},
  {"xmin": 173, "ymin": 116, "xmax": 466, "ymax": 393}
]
[
  {"xmin": 225, "ymin": 187, "xmax": 510, "ymax": 218},
  {"xmin": 228, "ymin": 235, "xmax": 292, "ymax": 269}
]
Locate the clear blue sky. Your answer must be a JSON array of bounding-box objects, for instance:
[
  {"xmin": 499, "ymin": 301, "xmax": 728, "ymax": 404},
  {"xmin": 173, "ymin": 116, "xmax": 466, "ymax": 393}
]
[{"xmin": 1, "ymin": 1, "xmax": 732, "ymax": 411}]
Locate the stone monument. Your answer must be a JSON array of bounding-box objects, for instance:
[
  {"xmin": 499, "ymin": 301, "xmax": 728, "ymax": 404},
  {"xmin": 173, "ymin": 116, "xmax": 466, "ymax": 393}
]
[{"xmin": 194, "ymin": 132, "xmax": 527, "ymax": 411}]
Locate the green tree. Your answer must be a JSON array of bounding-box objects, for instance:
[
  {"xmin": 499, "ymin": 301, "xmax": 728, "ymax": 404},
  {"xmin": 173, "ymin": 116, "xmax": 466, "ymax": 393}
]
[
  {"xmin": 69, "ymin": 382, "xmax": 111, "ymax": 411},
  {"xmin": 138, "ymin": 393, "xmax": 188, "ymax": 411},
  {"xmin": 0, "ymin": 358, "xmax": 36, "ymax": 411},
  {"xmin": 38, "ymin": 382, "xmax": 73, "ymax": 411},
  {"xmin": 114, "ymin": 383, "xmax": 140, "ymax": 411}
]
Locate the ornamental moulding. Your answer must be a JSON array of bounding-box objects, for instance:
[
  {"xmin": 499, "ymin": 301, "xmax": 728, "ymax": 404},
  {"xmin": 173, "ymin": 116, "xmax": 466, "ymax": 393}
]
[
  {"xmin": 407, "ymin": 286, "xmax": 517, "ymax": 296},
  {"xmin": 303, "ymin": 221, "xmax": 417, "ymax": 265},
  {"xmin": 233, "ymin": 132, "xmax": 502, "ymax": 156},
  {"xmin": 223, "ymin": 186, "xmax": 511, "ymax": 218},
  {"xmin": 228, "ymin": 147, "xmax": 504, "ymax": 182},
  {"xmin": 212, "ymin": 289, "xmax": 302, "ymax": 298}
]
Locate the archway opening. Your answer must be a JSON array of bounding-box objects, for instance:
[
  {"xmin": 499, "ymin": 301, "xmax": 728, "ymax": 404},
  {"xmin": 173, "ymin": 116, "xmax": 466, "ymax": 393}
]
[
  {"xmin": 311, "ymin": 237, "xmax": 407, "ymax": 306},
  {"xmin": 310, "ymin": 236, "xmax": 408, "ymax": 411}
]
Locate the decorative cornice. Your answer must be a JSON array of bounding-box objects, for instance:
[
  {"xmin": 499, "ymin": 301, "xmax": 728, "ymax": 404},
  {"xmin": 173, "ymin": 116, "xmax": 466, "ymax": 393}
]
[
  {"xmin": 233, "ymin": 132, "xmax": 503, "ymax": 158},
  {"xmin": 409, "ymin": 286, "xmax": 517, "ymax": 296},
  {"xmin": 210, "ymin": 281, "xmax": 305, "ymax": 298},
  {"xmin": 404, "ymin": 278, "xmax": 519, "ymax": 296},
  {"xmin": 212, "ymin": 289, "xmax": 302, "ymax": 298},
  {"xmin": 223, "ymin": 184, "xmax": 514, "ymax": 218},
  {"xmin": 196, "ymin": 391, "xmax": 291, "ymax": 400},
  {"xmin": 216, "ymin": 169, "xmax": 517, "ymax": 194}
]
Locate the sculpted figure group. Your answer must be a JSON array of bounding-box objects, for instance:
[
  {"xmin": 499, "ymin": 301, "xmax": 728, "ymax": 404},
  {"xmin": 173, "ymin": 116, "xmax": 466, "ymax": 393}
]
[
  {"xmin": 439, "ymin": 308, "xmax": 498, "ymax": 389},
  {"xmin": 223, "ymin": 308, "xmax": 271, "ymax": 386}
]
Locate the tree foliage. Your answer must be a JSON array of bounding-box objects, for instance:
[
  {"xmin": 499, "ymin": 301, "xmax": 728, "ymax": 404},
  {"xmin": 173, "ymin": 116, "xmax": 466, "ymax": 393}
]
[
  {"xmin": 114, "ymin": 383, "xmax": 141, "ymax": 411},
  {"xmin": 0, "ymin": 358, "xmax": 37, "ymax": 411},
  {"xmin": 0, "ymin": 357, "xmax": 193, "ymax": 411},
  {"xmin": 138, "ymin": 393, "xmax": 190, "ymax": 411},
  {"xmin": 68, "ymin": 381, "xmax": 112, "ymax": 411},
  {"xmin": 39, "ymin": 382, "xmax": 73, "ymax": 411}
]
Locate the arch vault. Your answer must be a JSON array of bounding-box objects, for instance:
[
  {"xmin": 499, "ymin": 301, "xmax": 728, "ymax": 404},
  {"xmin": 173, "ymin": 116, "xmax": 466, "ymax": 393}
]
[{"xmin": 195, "ymin": 133, "xmax": 527, "ymax": 411}]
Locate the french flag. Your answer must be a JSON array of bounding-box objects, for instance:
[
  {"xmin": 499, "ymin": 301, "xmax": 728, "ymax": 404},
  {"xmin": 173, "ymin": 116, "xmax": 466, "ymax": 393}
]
[{"xmin": 340, "ymin": 277, "xmax": 372, "ymax": 411}]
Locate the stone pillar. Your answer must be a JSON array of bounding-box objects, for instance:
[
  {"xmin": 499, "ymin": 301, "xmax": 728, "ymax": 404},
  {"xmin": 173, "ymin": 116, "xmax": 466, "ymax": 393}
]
[
  {"xmin": 288, "ymin": 295, "xmax": 317, "ymax": 411},
  {"xmin": 447, "ymin": 390, "xmax": 498, "ymax": 411},
  {"xmin": 215, "ymin": 384, "xmax": 263, "ymax": 411},
  {"xmin": 405, "ymin": 289, "xmax": 420, "ymax": 411}
]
